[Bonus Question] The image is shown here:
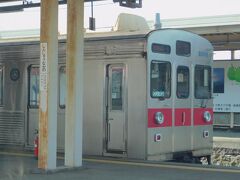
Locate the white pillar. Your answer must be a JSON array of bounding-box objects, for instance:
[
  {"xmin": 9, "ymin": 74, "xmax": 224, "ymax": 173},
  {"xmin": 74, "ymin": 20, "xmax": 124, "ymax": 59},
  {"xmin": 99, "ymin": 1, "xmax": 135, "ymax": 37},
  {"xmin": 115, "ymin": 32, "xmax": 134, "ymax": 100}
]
[
  {"xmin": 65, "ymin": 0, "xmax": 84, "ymax": 167},
  {"xmin": 38, "ymin": 0, "xmax": 58, "ymax": 170}
]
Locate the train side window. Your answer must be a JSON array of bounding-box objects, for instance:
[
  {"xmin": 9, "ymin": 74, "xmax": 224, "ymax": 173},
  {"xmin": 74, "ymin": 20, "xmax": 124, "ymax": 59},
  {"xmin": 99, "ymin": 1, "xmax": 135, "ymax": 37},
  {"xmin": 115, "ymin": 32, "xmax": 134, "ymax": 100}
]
[
  {"xmin": 150, "ymin": 61, "xmax": 171, "ymax": 99},
  {"xmin": 195, "ymin": 65, "xmax": 211, "ymax": 99},
  {"xmin": 177, "ymin": 66, "xmax": 189, "ymax": 99},
  {"xmin": 0, "ymin": 66, "xmax": 3, "ymax": 105},
  {"xmin": 28, "ymin": 66, "xmax": 39, "ymax": 107},
  {"xmin": 59, "ymin": 66, "xmax": 66, "ymax": 108},
  {"xmin": 176, "ymin": 40, "xmax": 191, "ymax": 57}
]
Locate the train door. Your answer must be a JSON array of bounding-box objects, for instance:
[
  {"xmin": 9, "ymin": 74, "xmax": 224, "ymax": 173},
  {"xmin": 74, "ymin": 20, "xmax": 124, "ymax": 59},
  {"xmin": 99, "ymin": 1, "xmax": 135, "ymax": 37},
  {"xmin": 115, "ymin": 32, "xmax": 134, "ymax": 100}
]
[
  {"xmin": 173, "ymin": 64, "xmax": 192, "ymax": 152},
  {"xmin": 105, "ymin": 64, "xmax": 126, "ymax": 153},
  {"xmin": 192, "ymin": 64, "xmax": 213, "ymax": 150},
  {"xmin": 27, "ymin": 65, "xmax": 39, "ymax": 146},
  {"xmin": 172, "ymin": 40, "xmax": 192, "ymax": 152}
]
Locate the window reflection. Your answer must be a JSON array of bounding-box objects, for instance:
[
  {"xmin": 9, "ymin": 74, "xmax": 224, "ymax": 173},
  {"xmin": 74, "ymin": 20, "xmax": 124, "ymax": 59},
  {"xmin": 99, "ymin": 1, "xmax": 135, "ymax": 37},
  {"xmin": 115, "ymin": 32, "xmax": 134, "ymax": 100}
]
[
  {"xmin": 150, "ymin": 61, "xmax": 171, "ymax": 99},
  {"xmin": 177, "ymin": 66, "xmax": 189, "ymax": 99},
  {"xmin": 195, "ymin": 65, "xmax": 211, "ymax": 99},
  {"xmin": 111, "ymin": 68, "xmax": 123, "ymax": 110},
  {"xmin": 29, "ymin": 66, "xmax": 39, "ymax": 107}
]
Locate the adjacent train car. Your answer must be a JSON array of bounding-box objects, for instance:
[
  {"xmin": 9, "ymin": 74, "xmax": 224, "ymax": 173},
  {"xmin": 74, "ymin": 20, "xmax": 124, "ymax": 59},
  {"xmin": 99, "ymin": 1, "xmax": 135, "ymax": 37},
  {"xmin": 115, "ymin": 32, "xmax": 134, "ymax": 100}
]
[{"xmin": 0, "ymin": 14, "xmax": 213, "ymax": 162}]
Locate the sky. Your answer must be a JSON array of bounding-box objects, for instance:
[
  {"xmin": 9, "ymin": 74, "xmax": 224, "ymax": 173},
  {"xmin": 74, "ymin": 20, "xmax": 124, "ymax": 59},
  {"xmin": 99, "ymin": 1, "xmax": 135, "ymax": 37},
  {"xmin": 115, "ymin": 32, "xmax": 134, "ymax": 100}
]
[{"xmin": 0, "ymin": 0, "xmax": 240, "ymax": 34}]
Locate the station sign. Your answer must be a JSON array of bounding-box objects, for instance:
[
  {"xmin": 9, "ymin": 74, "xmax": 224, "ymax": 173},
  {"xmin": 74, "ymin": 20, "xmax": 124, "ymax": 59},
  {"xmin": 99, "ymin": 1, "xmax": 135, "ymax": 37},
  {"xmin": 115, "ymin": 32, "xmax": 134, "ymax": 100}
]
[{"xmin": 40, "ymin": 42, "xmax": 48, "ymax": 112}]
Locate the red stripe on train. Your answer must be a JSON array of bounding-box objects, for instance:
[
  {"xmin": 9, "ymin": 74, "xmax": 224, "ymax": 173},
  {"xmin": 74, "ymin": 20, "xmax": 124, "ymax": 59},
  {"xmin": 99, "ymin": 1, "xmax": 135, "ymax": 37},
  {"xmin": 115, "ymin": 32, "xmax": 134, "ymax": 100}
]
[
  {"xmin": 148, "ymin": 108, "xmax": 172, "ymax": 128},
  {"xmin": 193, "ymin": 108, "xmax": 213, "ymax": 125},
  {"xmin": 148, "ymin": 108, "xmax": 213, "ymax": 128}
]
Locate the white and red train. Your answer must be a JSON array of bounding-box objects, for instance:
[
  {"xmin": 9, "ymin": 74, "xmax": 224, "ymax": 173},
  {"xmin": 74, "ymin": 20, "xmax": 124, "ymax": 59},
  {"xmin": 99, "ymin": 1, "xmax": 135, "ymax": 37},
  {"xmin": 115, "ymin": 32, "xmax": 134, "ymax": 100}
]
[{"xmin": 0, "ymin": 14, "xmax": 213, "ymax": 162}]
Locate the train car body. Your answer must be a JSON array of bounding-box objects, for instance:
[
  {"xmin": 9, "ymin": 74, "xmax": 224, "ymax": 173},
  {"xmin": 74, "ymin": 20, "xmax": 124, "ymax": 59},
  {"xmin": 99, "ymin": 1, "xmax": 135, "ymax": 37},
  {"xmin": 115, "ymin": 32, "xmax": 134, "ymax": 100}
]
[{"xmin": 0, "ymin": 14, "xmax": 213, "ymax": 161}]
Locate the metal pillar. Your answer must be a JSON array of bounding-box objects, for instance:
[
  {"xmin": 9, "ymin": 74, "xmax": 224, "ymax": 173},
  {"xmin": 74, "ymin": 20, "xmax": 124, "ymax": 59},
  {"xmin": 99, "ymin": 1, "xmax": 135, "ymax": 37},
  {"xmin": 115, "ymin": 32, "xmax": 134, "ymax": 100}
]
[
  {"xmin": 65, "ymin": 0, "xmax": 84, "ymax": 167},
  {"xmin": 39, "ymin": 0, "xmax": 58, "ymax": 170}
]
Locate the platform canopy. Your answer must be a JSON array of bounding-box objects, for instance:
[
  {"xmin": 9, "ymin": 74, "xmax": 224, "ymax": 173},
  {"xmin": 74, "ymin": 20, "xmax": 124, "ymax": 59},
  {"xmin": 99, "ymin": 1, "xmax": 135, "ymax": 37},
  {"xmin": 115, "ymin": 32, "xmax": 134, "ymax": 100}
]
[
  {"xmin": 0, "ymin": 0, "xmax": 103, "ymax": 2},
  {"xmin": 0, "ymin": 0, "xmax": 142, "ymax": 12}
]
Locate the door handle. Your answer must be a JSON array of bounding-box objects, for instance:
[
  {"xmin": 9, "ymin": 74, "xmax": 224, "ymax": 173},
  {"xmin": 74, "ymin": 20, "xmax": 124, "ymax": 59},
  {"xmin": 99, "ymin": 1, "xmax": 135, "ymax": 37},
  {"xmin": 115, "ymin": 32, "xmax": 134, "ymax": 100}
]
[
  {"xmin": 109, "ymin": 118, "xmax": 114, "ymax": 121},
  {"xmin": 182, "ymin": 112, "xmax": 186, "ymax": 125}
]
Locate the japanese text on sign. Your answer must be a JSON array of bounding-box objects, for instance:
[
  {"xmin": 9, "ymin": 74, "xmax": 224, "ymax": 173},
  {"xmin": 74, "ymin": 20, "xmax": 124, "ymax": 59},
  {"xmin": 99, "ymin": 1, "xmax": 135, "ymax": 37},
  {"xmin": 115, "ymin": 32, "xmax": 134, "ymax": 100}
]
[
  {"xmin": 40, "ymin": 43, "xmax": 48, "ymax": 112},
  {"xmin": 40, "ymin": 43, "xmax": 48, "ymax": 91}
]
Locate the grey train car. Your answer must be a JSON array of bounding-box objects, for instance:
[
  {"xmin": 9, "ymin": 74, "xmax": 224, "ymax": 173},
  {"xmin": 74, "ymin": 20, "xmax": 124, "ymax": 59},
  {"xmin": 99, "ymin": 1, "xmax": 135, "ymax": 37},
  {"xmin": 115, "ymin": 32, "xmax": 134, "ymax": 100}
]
[{"xmin": 0, "ymin": 15, "xmax": 213, "ymax": 162}]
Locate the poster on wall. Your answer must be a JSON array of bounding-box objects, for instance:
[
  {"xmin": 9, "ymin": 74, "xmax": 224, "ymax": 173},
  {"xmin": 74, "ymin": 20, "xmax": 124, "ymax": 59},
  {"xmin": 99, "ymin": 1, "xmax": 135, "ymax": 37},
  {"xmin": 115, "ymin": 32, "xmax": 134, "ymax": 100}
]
[{"xmin": 213, "ymin": 61, "xmax": 240, "ymax": 112}]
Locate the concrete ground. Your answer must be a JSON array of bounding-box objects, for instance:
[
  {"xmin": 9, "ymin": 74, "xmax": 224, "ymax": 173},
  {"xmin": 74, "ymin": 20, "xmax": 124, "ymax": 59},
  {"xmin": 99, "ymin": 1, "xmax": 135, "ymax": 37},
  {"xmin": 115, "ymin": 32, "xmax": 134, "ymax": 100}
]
[{"xmin": 1, "ymin": 151, "xmax": 240, "ymax": 180}]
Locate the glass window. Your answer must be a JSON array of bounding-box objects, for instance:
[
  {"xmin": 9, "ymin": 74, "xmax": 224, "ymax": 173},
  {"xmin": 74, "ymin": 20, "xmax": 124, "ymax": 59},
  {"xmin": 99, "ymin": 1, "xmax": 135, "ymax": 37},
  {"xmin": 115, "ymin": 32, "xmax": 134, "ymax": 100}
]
[
  {"xmin": 213, "ymin": 68, "xmax": 224, "ymax": 93},
  {"xmin": 111, "ymin": 67, "xmax": 123, "ymax": 110},
  {"xmin": 150, "ymin": 61, "xmax": 171, "ymax": 99},
  {"xmin": 234, "ymin": 50, "xmax": 240, "ymax": 59},
  {"xmin": 59, "ymin": 66, "xmax": 66, "ymax": 108},
  {"xmin": 177, "ymin": 66, "xmax": 189, "ymax": 99},
  {"xmin": 29, "ymin": 66, "xmax": 39, "ymax": 107},
  {"xmin": 176, "ymin": 40, "xmax": 191, "ymax": 57},
  {"xmin": 0, "ymin": 66, "xmax": 3, "ymax": 105},
  {"xmin": 213, "ymin": 50, "xmax": 231, "ymax": 60},
  {"xmin": 195, "ymin": 65, "xmax": 211, "ymax": 99},
  {"xmin": 152, "ymin": 43, "xmax": 171, "ymax": 54}
]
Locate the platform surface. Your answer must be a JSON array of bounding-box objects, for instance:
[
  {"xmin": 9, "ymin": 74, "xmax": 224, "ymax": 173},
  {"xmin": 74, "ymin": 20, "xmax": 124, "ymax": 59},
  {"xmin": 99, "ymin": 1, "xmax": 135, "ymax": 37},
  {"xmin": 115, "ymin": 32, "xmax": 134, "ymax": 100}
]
[{"xmin": 1, "ymin": 151, "xmax": 240, "ymax": 180}]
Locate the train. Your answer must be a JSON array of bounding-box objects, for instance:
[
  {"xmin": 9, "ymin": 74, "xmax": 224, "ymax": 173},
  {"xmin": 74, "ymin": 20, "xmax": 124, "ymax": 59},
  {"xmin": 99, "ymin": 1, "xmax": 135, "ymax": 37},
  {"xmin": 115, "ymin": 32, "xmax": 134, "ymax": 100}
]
[{"xmin": 0, "ymin": 14, "xmax": 213, "ymax": 163}]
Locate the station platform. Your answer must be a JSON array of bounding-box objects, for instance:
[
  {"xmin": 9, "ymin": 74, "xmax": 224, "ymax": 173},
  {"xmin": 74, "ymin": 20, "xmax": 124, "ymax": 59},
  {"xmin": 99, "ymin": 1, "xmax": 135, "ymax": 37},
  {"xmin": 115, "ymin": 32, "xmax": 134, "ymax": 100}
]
[{"xmin": 0, "ymin": 150, "xmax": 240, "ymax": 180}]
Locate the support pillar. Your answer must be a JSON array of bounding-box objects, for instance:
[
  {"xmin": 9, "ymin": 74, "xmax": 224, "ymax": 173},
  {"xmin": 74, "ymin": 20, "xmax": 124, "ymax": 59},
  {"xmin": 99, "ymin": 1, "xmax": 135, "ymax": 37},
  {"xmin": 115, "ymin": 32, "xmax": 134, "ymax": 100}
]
[
  {"xmin": 38, "ymin": 0, "xmax": 58, "ymax": 170},
  {"xmin": 65, "ymin": 0, "xmax": 84, "ymax": 167}
]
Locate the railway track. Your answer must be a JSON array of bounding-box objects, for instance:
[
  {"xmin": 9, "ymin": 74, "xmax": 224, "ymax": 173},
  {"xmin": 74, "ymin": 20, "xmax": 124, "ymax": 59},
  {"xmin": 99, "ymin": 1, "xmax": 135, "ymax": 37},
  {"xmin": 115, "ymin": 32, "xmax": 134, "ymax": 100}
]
[{"xmin": 212, "ymin": 137, "xmax": 240, "ymax": 167}]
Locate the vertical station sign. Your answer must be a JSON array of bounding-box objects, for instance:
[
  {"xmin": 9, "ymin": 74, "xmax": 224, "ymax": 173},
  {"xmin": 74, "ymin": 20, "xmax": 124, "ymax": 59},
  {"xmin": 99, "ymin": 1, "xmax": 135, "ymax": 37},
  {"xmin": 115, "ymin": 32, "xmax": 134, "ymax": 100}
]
[{"xmin": 40, "ymin": 43, "xmax": 48, "ymax": 112}]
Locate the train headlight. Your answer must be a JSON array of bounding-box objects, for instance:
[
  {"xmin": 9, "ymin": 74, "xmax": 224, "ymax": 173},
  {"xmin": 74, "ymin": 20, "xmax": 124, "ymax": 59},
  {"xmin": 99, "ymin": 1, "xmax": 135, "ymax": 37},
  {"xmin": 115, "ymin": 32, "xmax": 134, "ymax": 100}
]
[
  {"xmin": 203, "ymin": 111, "xmax": 211, "ymax": 122},
  {"xmin": 155, "ymin": 112, "xmax": 164, "ymax": 125}
]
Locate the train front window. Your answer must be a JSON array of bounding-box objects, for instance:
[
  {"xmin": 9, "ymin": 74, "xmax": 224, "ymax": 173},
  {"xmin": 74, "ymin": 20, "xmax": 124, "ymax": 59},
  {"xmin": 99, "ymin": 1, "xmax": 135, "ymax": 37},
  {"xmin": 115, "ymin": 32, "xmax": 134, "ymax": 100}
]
[
  {"xmin": 150, "ymin": 61, "xmax": 171, "ymax": 99},
  {"xmin": 29, "ymin": 66, "xmax": 40, "ymax": 107},
  {"xmin": 152, "ymin": 43, "xmax": 171, "ymax": 54},
  {"xmin": 0, "ymin": 66, "xmax": 3, "ymax": 105},
  {"xmin": 195, "ymin": 65, "xmax": 211, "ymax": 99},
  {"xmin": 176, "ymin": 40, "xmax": 191, "ymax": 57},
  {"xmin": 177, "ymin": 66, "xmax": 189, "ymax": 99}
]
